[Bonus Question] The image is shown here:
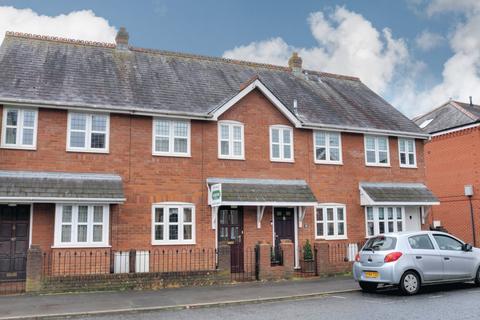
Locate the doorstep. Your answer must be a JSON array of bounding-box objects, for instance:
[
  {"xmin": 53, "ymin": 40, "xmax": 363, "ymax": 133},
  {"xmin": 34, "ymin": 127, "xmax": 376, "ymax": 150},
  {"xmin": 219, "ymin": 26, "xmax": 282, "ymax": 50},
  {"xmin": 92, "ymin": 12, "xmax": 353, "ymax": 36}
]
[{"xmin": 0, "ymin": 276, "xmax": 358, "ymax": 319}]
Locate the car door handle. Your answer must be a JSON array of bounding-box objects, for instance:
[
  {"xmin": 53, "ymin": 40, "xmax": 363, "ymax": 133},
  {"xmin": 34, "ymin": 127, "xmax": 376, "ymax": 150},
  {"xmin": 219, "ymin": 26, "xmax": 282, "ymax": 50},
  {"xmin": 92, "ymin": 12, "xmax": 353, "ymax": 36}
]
[
  {"xmin": 444, "ymin": 257, "xmax": 450, "ymax": 261},
  {"xmin": 416, "ymin": 256, "xmax": 422, "ymax": 259}
]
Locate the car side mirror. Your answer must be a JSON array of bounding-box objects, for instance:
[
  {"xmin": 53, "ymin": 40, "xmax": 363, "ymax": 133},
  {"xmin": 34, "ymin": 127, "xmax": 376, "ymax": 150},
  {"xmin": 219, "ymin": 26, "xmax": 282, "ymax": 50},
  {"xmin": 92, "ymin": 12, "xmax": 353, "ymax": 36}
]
[{"xmin": 462, "ymin": 243, "xmax": 473, "ymax": 252}]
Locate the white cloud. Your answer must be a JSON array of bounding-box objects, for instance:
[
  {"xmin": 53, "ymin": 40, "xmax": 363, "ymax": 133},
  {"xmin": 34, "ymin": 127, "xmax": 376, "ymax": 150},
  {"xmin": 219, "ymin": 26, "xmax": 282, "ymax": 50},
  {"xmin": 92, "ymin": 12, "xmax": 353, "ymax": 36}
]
[
  {"xmin": 0, "ymin": 6, "xmax": 116, "ymax": 44},
  {"xmin": 224, "ymin": 7, "xmax": 408, "ymax": 94},
  {"xmin": 426, "ymin": 0, "xmax": 480, "ymax": 16},
  {"xmin": 415, "ymin": 30, "xmax": 444, "ymax": 51},
  {"xmin": 224, "ymin": 4, "xmax": 480, "ymax": 118},
  {"xmin": 396, "ymin": 0, "xmax": 480, "ymax": 117}
]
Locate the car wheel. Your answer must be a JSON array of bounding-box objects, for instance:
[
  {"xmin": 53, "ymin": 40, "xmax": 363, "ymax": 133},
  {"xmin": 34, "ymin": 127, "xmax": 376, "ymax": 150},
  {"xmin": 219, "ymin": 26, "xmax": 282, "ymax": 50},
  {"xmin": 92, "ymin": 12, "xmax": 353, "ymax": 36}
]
[
  {"xmin": 400, "ymin": 271, "xmax": 420, "ymax": 295},
  {"xmin": 475, "ymin": 267, "xmax": 480, "ymax": 286},
  {"xmin": 359, "ymin": 281, "xmax": 378, "ymax": 293}
]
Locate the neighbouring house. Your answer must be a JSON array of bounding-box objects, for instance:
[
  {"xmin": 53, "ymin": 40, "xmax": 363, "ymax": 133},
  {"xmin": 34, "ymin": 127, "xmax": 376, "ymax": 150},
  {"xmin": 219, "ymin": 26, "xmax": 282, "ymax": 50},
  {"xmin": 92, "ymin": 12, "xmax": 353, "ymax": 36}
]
[
  {"xmin": 414, "ymin": 99, "xmax": 480, "ymax": 245},
  {"xmin": 0, "ymin": 28, "xmax": 438, "ymax": 288}
]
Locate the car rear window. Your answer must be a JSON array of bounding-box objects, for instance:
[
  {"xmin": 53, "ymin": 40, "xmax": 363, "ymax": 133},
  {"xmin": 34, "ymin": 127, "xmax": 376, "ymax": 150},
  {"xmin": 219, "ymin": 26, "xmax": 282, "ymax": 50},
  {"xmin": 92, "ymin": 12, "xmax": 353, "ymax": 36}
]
[{"xmin": 362, "ymin": 236, "xmax": 397, "ymax": 251}]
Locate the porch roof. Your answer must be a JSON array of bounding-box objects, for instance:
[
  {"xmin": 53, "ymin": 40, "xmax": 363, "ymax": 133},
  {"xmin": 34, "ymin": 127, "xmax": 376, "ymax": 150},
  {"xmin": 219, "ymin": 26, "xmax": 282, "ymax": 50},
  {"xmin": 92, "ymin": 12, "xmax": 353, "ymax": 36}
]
[
  {"xmin": 0, "ymin": 170, "xmax": 125, "ymax": 203},
  {"xmin": 207, "ymin": 178, "xmax": 318, "ymax": 206},
  {"xmin": 359, "ymin": 182, "xmax": 439, "ymax": 206}
]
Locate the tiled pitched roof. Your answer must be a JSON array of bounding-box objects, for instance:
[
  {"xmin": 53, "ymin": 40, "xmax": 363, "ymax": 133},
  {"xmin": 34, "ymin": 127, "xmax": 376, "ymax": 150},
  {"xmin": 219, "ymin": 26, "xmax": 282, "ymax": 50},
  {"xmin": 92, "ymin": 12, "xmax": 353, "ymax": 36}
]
[
  {"xmin": 0, "ymin": 170, "xmax": 125, "ymax": 201},
  {"xmin": 207, "ymin": 178, "xmax": 317, "ymax": 203},
  {"xmin": 0, "ymin": 32, "xmax": 423, "ymax": 135},
  {"xmin": 414, "ymin": 100, "xmax": 480, "ymax": 134},
  {"xmin": 360, "ymin": 182, "xmax": 438, "ymax": 204}
]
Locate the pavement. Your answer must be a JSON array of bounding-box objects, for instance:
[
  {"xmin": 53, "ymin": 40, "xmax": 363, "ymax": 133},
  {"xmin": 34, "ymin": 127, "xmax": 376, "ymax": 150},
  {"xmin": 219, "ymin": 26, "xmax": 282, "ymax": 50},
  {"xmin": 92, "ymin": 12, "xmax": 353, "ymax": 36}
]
[
  {"xmin": 75, "ymin": 282, "xmax": 480, "ymax": 320},
  {"xmin": 0, "ymin": 276, "xmax": 358, "ymax": 319}
]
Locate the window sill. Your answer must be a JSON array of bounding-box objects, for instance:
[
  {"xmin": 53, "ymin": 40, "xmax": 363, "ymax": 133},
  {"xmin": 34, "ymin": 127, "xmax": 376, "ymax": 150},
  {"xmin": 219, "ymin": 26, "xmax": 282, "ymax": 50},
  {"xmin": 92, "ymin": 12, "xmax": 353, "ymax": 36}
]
[
  {"xmin": 314, "ymin": 160, "xmax": 343, "ymax": 166},
  {"xmin": 315, "ymin": 236, "xmax": 348, "ymax": 241},
  {"xmin": 152, "ymin": 241, "xmax": 196, "ymax": 246},
  {"xmin": 218, "ymin": 156, "xmax": 245, "ymax": 161},
  {"xmin": 0, "ymin": 145, "xmax": 37, "ymax": 151},
  {"xmin": 270, "ymin": 159, "xmax": 295, "ymax": 163},
  {"xmin": 365, "ymin": 163, "xmax": 391, "ymax": 168},
  {"xmin": 51, "ymin": 244, "xmax": 111, "ymax": 249},
  {"xmin": 152, "ymin": 152, "xmax": 191, "ymax": 158},
  {"xmin": 67, "ymin": 148, "xmax": 109, "ymax": 154},
  {"xmin": 400, "ymin": 165, "xmax": 417, "ymax": 169}
]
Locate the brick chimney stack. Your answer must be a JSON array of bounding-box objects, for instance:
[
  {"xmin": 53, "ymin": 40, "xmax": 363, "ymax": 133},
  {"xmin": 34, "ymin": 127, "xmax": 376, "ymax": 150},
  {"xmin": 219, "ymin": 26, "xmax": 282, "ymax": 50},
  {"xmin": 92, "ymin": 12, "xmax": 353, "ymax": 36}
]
[
  {"xmin": 288, "ymin": 52, "xmax": 303, "ymax": 77},
  {"xmin": 115, "ymin": 27, "xmax": 129, "ymax": 50}
]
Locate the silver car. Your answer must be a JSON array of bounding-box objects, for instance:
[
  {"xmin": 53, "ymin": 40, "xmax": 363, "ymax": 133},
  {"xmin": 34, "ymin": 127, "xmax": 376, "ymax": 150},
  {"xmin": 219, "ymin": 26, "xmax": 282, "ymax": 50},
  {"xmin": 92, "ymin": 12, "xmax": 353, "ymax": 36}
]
[{"xmin": 353, "ymin": 231, "xmax": 480, "ymax": 295}]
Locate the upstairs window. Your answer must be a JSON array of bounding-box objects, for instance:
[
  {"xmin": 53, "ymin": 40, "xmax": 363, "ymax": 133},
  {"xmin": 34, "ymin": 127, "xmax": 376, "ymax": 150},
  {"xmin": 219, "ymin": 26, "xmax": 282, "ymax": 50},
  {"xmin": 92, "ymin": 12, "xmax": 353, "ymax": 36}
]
[
  {"xmin": 54, "ymin": 204, "xmax": 110, "ymax": 247},
  {"xmin": 1, "ymin": 107, "xmax": 38, "ymax": 149},
  {"xmin": 364, "ymin": 135, "xmax": 390, "ymax": 166},
  {"xmin": 152, "ymin": 203, "xmax": 195, "ymax": 245},
  {"xmin": 316, "ymin": 204, "xmax": 347, "ymax": 239},
  {"xmin": 218, "ymin": 121, "xmax": 244, "ymax": 159},
  {"xmin": 398, "ymin": 138, "xmax": 416, "ymax": 168},
  {"xmin": 153, "ymin": 118, "xmax": 190, "ymax": 157},
  {"xmin": 314, "ymin": 131, "xmax": 342, "ymax": 164},
  {"xmin": 270, "ymin": 125, "xmax": 294, "ymax": 162},
  {"xmin": 67, "ymin": 112, "xmax": 109, "ymax": 152}
]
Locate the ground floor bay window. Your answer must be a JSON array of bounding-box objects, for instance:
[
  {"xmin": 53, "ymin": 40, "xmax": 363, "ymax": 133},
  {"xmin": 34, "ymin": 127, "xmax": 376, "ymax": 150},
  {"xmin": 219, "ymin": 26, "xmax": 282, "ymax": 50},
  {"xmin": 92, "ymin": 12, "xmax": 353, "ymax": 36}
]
[
  {"xmin": 315, "ymin": 204, "xmax": 347, "ymax": 240},
  {"xmin": 365, "ymin": 206, "xmax": 404, "ymax": 237},
  {"xmin": 54, "ymin": 204, "xmax": 110, "ymax": 247},
  {"xmin": 152, "ymin": 203, "xmax": 195, "ymax": 245}
]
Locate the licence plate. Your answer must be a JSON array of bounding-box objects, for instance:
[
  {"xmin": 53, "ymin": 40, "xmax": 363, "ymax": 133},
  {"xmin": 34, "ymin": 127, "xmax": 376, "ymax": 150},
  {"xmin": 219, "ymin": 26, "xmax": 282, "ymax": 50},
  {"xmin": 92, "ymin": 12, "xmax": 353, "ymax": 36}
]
[{"xmin": 364, "ymin": 271, "xmax": 379, "ymax": 278}]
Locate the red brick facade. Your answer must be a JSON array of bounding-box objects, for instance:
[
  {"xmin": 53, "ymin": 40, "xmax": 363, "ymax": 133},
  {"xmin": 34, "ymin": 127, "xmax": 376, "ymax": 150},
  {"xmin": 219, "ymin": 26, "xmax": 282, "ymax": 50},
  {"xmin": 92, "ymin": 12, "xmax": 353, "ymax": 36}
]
[
  {"xmin": 424, "ymin": 126, "xmax": 480, "ymax": 245},
  {"xmin": 0, "ymin": 89, "xmax": 428, "ymax": 270}
]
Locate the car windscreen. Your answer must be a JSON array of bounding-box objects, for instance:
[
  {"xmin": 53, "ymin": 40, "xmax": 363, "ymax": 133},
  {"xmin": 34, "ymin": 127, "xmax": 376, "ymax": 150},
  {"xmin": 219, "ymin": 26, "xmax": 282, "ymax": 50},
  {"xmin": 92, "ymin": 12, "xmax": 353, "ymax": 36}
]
[{"xmin": 362, "ymin": 236, "xmax": 397, "ymax": 251}]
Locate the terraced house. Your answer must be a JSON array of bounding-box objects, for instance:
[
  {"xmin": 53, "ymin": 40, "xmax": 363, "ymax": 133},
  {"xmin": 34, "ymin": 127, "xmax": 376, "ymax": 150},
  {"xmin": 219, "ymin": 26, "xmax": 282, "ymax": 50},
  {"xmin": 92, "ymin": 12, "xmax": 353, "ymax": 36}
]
[{"xmin": 0, "ymin": 28, "xmax": 439, "ymax": 288}]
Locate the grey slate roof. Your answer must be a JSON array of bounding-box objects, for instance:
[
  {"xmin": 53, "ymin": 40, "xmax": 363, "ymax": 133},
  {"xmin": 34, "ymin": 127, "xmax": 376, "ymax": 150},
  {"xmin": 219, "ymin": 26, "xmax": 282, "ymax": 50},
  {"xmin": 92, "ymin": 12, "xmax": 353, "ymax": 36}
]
[
  {"xmin": 0, "ymin": 170, "xmax": 125, "ymax": 201},
  {"xmin": 414, "ymin": 100, "xmax": 480, "ymax": 134},
  {"xmin": 0, "ymin": 32, "xmax": 424, "ymax": 136},
  {"xmin": 360, "ymin": 182, "xmax": 439, "ymax": 204},
  {"xmin": 207, "ymin": 178, "xmax": 317, "ymax": 203}
]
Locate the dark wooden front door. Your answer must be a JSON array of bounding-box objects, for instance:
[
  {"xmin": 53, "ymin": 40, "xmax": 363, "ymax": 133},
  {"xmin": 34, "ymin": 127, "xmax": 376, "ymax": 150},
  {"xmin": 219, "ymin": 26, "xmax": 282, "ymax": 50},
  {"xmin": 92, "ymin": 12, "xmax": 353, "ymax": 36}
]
[
  {"xmin": 218, "ymin": 206, "xmax": 244, "ymax": 272},
  {"xmin": 0, "ymin": 205, "xmax": 30, "ymax": 281},
  {"xmin": 274, "ymin": 208, "xmax": 295, "ymax": 261}
]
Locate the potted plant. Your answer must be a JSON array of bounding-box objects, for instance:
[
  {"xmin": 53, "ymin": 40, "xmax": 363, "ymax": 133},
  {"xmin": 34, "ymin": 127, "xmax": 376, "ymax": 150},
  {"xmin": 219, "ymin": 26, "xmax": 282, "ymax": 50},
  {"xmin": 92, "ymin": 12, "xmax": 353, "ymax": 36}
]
[{"xmin": 301, "ymin": 240, "xmax": 315, "ymax": 273}]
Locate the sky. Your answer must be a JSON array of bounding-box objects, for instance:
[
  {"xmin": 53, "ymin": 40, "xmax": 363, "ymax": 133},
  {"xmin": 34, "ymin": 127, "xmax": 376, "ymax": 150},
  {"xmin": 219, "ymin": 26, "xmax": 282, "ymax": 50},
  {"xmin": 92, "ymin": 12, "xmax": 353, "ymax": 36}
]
[{"xmin": 0, "ymin": 0, "xmax": 478, "ymax": 118}]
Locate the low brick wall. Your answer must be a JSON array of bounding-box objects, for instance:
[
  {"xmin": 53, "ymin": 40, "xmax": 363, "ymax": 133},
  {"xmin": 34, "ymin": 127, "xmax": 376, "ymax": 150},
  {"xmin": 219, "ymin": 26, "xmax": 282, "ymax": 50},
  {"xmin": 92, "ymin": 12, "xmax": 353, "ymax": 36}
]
[
  {"xmin": 257, "ymin": 240, "xmax": 294, "ymax": 280},
  {"xmin": 314, "ymin": 241, "xmax": 355, "ymax": 276},
  {"xmin": 40, "ymin": 270, "xmax": 229, "ymax": 293}
]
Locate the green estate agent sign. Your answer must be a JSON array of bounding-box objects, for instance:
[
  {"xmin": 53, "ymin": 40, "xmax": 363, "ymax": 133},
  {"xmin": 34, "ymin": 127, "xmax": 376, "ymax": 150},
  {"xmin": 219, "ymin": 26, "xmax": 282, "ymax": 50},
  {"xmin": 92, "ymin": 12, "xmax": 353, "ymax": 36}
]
[{"xmin": 211, "ymin": 183, "xmax": 222, "ymax": 206}]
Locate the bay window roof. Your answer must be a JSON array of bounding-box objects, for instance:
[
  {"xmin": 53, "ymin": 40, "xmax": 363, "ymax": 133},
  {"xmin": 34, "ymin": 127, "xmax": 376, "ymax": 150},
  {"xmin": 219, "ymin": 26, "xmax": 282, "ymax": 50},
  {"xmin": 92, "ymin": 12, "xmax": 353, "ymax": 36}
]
[
  {"xmin": 0, "ymin": 170, "xmax": 125, "ymax": 203},
  {"xmin": 359, "ymin": 182, "xmax": 439, "ymax": 206}
]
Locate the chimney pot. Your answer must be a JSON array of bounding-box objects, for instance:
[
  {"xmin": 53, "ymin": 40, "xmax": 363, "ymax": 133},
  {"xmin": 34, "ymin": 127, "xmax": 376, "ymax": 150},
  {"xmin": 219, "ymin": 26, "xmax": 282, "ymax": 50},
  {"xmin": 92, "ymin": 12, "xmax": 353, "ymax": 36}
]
[
  {"xmin": 115, "ymin": 27, "xmax": 129, "ymax": 50},
  {"xmin": 288, "ymin": 52, "xmax": 303, "ymax": 77},
  {"xmin": 470, "ymin": 96, "xmax": 473, "ymax": 106}
]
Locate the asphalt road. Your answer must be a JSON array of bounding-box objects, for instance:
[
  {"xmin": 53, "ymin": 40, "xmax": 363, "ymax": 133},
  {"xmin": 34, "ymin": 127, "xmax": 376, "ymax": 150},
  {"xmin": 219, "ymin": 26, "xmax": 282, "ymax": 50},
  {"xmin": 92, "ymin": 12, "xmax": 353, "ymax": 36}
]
[{"xmin": 76, "ymin": 283, "xmax": 480, "ymax": 320}]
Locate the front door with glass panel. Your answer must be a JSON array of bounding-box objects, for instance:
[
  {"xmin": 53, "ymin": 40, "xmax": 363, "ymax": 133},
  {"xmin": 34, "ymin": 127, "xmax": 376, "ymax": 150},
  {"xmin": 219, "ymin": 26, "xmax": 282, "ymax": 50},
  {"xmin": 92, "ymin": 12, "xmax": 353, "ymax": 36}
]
[
  {"xmin": 218, "ymin": 207, "xmax": 244, "ymax": 272},
  {"xmin": 0, "ymin": 205, "xmax": 29, "ymax": 280},
  {"xmin": 273, "ymin": 208, "xmax": 295, "ymax": 262}
]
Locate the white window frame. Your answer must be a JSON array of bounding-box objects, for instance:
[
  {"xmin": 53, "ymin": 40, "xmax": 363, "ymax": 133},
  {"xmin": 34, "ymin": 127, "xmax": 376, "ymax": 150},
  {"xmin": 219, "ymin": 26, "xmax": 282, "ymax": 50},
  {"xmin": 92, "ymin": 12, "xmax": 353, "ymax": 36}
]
[
  {"xmin": 364, "ymin": 135, "xmax": 390, "ymax": 167},
  {"xmin": 1, "ymin": 107, "xmax": 38, "ymax": 150},
  {"xmin": 66, "ymin": 112, "xmax": 110, "ymax": 153},
  {"xmin": 398, "ymin": 138, "xmax": 417, "ymax": 168},
  {"xmin": 313, "ymin": 131, "xmax": 342, "ymax": 165},
  {"xmin": 315, "ymin": 204, "xmax": 347, "ymax": 240},
  {"xmin": 152, "ymin": 202, "xmax": 196, "ymax": 245},
  {"xmin": 152, "ymin": 118, "xmax": 191, "ymax": 157},
  {"xmin": 53, "ymin": 204, "xmax": 110, "ymax": 248},
  {"xmin": 269, "ymin": 125, "xmax": 294, "ymax": 162},
  {"xmin": 364, "ymin": 206, "xmax": 405, "ymax": 238},
  {"xmin": 218, "ymin": 120, "xmax": 245, "ymax": 160}
]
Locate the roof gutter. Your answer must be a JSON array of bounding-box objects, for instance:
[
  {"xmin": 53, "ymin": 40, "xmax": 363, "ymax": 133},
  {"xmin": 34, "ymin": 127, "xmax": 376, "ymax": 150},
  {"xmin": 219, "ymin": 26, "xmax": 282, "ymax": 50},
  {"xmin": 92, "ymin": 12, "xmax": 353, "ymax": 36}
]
[
  {"xmin": 0, "ymin": 98, "xmax": 213, "ymax": 120},
  {"xmin": 301, "ymin": 122, "xmax": 430, "ymax": 139},
  {"xmin": 0, "ymin": 98, "xmax": 428, "ymax": 138}
]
